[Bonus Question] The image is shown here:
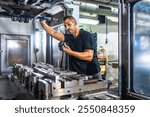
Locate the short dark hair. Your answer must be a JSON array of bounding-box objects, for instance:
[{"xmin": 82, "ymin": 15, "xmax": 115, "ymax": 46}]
[{"xmin": 63, "ymin": 16, "xmax": 76, "ymax": 22}]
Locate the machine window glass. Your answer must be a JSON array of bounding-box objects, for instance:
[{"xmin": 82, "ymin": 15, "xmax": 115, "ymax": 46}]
[
  {"xmin": 7, "ymin": 39, "xmax": 28, "ymax": 66},
  {"xmin": 132, "ymin": 1, "xmax": 150, "ymax": 97}
]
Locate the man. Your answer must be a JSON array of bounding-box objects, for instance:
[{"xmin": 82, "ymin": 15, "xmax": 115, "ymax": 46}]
[{"xmin": 41, "ymin": 16, "xmax": 102, "ymax": 80}]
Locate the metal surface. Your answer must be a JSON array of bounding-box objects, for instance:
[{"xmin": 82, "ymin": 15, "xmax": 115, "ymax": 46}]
[
  {"xmin": 7, "ymin": 39, "xmax": 28, "ymax": 65},
  {"xmin": 29, "ymin": 72, "xmax": 44, "ymax": 95},
  {"xmin": 131, "ymin": 1, "xmax": 150, "ymax": 96},
  {"xmin": 47, "ymin": 73, "xmax": 60, "ymax": 83},
  {"xmin": 130, "ymin": 0, "xmax": 150, "ymax": 98},
  {"xmin": 0, "ymin": 34, "xmax": 30, "ymax": 74},
  {"xmin": 73, "ymin": 1, "xmax": 118, "ymax": 17},
  {"xmin": 51, "ymin": 28, "xmax": 64, "ymax": 68},
  {"xmin": 52, "ymin": 81, "xmax": 107, "ymax": 97},
  {"xmin": 11, "ymin": 62, "xmax": 108, "ymax": 100},
  {"xmin": 32, "ymin": 62, "xmax": 54, "ymax": 70},
  {"xmin": 72, "ymin": 0, "xmax": 118, "ymax": 8},
  {"xmin": 53, "ymin": 69, "xmax": 77, "ymax": 75},
  {"xmin": 38, "ymin": 79, "xmax": 50, "ymax": 100},
  {"xmin": 59, "ymin": 78, "xmax": 84, "ymax": 88},
  {"xmin": 0, "ymin": 0, "xmax": 66, "ymax": 25},
  {"xmin": 13, "ymin": 64, "xmax": 24, "ymax": 81},
  {"xmin": 22, "ymin": 67, "xmax": 33, "ymax": 90}
]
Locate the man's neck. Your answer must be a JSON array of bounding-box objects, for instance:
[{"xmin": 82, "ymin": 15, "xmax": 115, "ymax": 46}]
[{"xmin": 73, "ymin": 27, "xmax": 80, "ymax": 38}]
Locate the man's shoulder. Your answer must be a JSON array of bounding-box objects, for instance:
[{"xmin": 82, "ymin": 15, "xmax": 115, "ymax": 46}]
[
  {"xmin": 80, "ymin": 29, "xmax": 92, "ymax": 36},
  {"xmin": 80, "ymin": 29, "xmax": 91, "ymax": 35}
]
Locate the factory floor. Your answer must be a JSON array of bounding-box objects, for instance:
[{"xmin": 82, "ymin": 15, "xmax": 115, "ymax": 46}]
[
  {"xmin": 0, "ymin": 77, "xmax": 15, "ymax": 100},
  {"xmin": 0, "ymin": 75, "xmax": 35, "ymax": 100},
  {"xmin": 0, "ymin": 75, "xmax": 119, "ymax": 100}
]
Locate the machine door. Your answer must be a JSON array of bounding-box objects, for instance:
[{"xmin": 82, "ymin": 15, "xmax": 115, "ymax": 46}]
[
  {"xmin": 129, "ymin": 0, "xmax": 150, "ymax": 99},
  {"xmin": 0, "ymin": 34, "xmax": 30, "ymax": 75}
]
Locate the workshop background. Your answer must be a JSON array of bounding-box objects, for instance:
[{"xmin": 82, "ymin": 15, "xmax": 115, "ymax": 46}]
[{"xmin": 2, "ymin": 0, "xmax": 145, "ymax": 100}]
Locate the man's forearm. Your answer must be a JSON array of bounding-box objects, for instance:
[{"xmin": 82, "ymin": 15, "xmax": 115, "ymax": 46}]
[
  {"xmin": 41, "ymin": 21, "xmax": 64, "ymax": 42},
  {"xmin": 68, "ymin": 50, "xmax": 93, "ymax": 62},
  {"xmin": 41, "ymin": 21, "xmax": 54, "ymax": 35}
]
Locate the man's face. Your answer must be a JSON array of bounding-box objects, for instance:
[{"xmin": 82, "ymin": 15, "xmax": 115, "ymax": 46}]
[{"xmin": 64, "ymin": 19, "xmax": 76, "ymax": 34}]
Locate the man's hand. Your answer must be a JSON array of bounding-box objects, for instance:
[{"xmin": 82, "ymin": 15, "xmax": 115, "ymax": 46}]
[{"xmin": 63, "ymin": 44, "xmax": 73, "ymax": 55}]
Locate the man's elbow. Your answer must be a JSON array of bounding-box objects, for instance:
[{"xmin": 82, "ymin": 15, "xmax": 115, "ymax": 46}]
[{"xmin": 84, "ymin": 50, "xmax": 94, "ymax": 62}]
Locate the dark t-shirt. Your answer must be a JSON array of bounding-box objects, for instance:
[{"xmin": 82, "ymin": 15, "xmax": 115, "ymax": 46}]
[{"xmin": 64, "ymin": 29, "xmax": 100, "ymax": 75}]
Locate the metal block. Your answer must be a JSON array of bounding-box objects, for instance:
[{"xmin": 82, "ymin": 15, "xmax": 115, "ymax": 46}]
[
  {"xmin": 42, "ymin": 79, "xmax": 62, "ymax": 99},
  {"xmin": 29, "ymin": 72, "xmax": 44, "ymax": 96},
  {"xmin": 32, "ymin": 62, "xmax": 54, "ymax": 70},
  {"xmin": 21, "ymin": 66, "xmax": 33, "ymax": 85},
  {"xmin": 38, "ymin": 79, "xmax": 50, "ymax": 100},
  {"xmin": 14, "ymin": 64, "xmax": 23, "ymax": 80},
  {"xmin": 47, "ymin": 72, "xmax": 60, "ymax": 83},
  {"xmin": 33, "ymin": 67, "xmax": 53, "ymax": 76},
  {"xmin": 59, "ymin": 79, "xmax": 84, "ymax": 88},
  {"xmin": 53, "ymin": 69, "xmax": 77, "ymax": 76},
  {"xmin": 52, "ymin": 81, "xmax": 108, "ymax": 97}
]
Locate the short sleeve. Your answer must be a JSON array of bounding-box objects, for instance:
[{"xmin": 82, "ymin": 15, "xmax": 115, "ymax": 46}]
[{"xmin": 83, "ymin": 32, "xmax": 94, "ymax": 50}]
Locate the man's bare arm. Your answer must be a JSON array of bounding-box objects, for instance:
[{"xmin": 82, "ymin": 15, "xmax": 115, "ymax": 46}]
[
  {"xmin": 63, "ymin": 45, "xmax": 93, "ymax": 61},
  {"xmin": 41, "ymin": 21, "xmax": 65, "ymax": 42},
  {"xmin": 70, "ymin": 50, "xmax": 93, "ymax": 61}
]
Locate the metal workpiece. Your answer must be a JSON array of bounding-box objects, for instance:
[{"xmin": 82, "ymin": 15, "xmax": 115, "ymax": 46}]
[
  {"xmin": 11, "ymin": 63, "xmax": 108, "ymax": 100},
  {"xmin": 58, "ymin": 74, "xmax": 86, "ymax": 88},
  {"xmin": 33, "ymin": 65, "xmax": 60, "ymax": 83},
  {"xmin": 62, "ymin": 74, "xmax": 87, "ymax": 81},
  {"xmin": 13, "ymin": 64, "xmax": 24, "ymax": 80},
  {"xmin": 39, "ymin": 73, "xmax": 106, "ymax": 99},
  {"xmin": 30, "ymin": 72, "xmax": 44, "ymax": 84},
  {"xmin": 44, "ymin": 79, "xmax": 62, "ymax": 90},
  {"xmin": 43, "ymin": 78, "xmax": 62, "ymax": 99},
  {"xmin": 38, "ymin": 79, "xmax": 51, "ymax": 100},
  {"xmin": 43, "ymin": 79, "xmax": 54, "ymax": 99},
  {"xmin": 21, "ymin": 66, "xmax": 33, "ymax": 88},
  {"xmin": 46, "ymin": 72, "xmax": 60, "ymax": 83},
  {"xmin": 53, "ymin": 69, "xmax": 77, "ymax": 76},
  {"xmin": 33, "ymin": 67, "xmax": 53, "ymax": 75},
  {"xmin": 12, "ymin": 64, "xmax": 18, "ymax": 76},
  {"xmin": 32, "ymin": 66, "xmax": 60, "ymax": 83},
  {"xmin": 33, "ymin": 67, "xmax": 47, "ymax": 74},
  {"xmin": 32, "ymin": 62, "xmax": 54, "ymax": 70},
  {"xmin": 59, "ymin": 79, "xmax": 84, "ymax": 88},
  {"xmin": 52, "ymin": 81, "xmax": 108, "ymax": 98},
  {"xmin": 23, "ymin": 66, "xmax": 33, "ymax": 76},
  {"xmin": 67, "ymin": 74, "xmax": 87, "ymax": 80},
  {"xmin": 29, "ymin": 72, "xmax": 44, "ymax": 95}
]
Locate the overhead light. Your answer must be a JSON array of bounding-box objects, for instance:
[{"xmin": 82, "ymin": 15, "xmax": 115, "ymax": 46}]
[
  {"xmin": 80, "ymin": 12, "xmax": 97, "ymax": 17},
  {"xmin": 46, "ymin": 5, "xmax": 63, "ymax": 15},
  {"xmin": 79, "ymin": 18, "xmax": 99, "ymax": 25},
  {"xmin": 35, "ymin": 29, "xmax": 41, "ymax": 49},
  {"xmin": 107, "ymin": 16, "xmax": 118, "ymax": 22}
]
